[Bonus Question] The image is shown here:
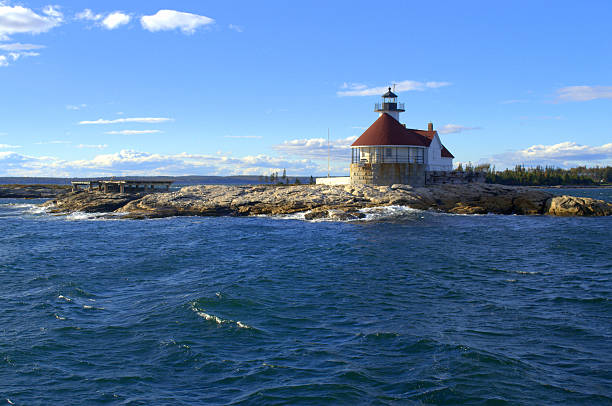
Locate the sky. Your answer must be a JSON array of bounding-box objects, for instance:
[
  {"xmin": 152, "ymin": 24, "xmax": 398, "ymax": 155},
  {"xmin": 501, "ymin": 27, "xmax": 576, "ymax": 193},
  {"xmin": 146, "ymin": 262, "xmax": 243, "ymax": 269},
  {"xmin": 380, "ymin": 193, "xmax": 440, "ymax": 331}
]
[{"xmin": 0, "ymin": 0, "xmax": 611, "ymax": 177}]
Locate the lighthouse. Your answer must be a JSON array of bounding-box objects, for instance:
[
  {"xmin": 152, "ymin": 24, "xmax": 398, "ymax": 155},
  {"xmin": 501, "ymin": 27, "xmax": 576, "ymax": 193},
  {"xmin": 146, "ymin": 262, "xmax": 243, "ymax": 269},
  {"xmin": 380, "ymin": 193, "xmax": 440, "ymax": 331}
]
[
  {"xmin": 316, "ymin": 87, "xmax": 456, "ymax": 186},
  {"xmin": 349, "ymin": 88, "xmax": 454, "ymax": 185},
  {"xmin": 374, "ymin": 87, "xmax": 405, "ymax": 121}
]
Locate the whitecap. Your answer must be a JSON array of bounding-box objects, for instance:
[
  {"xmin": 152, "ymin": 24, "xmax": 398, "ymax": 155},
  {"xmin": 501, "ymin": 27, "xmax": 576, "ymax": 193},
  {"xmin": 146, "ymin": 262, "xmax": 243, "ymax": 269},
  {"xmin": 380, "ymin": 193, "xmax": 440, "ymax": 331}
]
[
  {"xmin": 64, "ymin": 211, "xmax": 126, "ymax": 221},
  {"xmin": 58, "ymin": 295, "xmax": 72, "ymax": 302},
  {"xmin": 358, "ymin": 205, "xmax": 424, "ymax": 221},
  {"xmin": 190, "ymin": 303, "xmax": 252, "ymax": 329}
]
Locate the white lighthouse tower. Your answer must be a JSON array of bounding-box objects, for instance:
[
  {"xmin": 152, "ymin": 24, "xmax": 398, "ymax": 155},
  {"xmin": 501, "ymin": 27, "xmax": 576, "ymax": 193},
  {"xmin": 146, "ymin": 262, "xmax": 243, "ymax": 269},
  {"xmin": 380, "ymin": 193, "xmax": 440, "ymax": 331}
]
[{"xmin": 374, "ymin": 87, "xmax": 405, "ymax": 122}]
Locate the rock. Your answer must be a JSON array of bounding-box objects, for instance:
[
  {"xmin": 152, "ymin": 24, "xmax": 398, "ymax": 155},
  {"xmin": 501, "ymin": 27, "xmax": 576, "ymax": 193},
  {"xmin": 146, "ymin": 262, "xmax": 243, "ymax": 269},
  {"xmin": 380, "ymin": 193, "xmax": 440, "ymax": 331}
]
[
  {"xmin": 43, "ymin": 191, "xmax": 142, "ymax": 213},
  {"xmin": 328, "ymin": 209, "xmax": 366, "ymax": 221},
  {"xmin": 304, "ymin": 209, "xmax": 329, "ymax": 220},
  {"xmin": 545, "ymin": 195, "xmax": 612, "ymax": 216},
  {"xmin": 449, "ymin": 203, "xmax": 488, "ymax": 215},
  {"xmin": 39, "ymin": 184, "xmax": 612, "ymax": 219},
  {"xmin": 0, "ymin": 184, "xmax": 70, "ymax": 198}
]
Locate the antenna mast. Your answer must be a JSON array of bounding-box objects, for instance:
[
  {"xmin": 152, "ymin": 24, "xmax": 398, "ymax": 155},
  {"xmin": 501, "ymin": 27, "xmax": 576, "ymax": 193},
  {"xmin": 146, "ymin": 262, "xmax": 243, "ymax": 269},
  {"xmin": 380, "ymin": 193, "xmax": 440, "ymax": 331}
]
[{"xmin": 327, "ymin": 128, "xmax": 330, "ymax": 178}]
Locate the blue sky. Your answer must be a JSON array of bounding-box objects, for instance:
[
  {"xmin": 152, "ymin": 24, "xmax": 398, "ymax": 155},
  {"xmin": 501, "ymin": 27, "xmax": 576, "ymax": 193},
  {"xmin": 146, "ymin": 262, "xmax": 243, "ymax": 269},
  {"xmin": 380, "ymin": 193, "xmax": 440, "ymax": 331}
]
[{"xmin": 1, "ymin": 0, "xmax": 611, "ymax": 176}]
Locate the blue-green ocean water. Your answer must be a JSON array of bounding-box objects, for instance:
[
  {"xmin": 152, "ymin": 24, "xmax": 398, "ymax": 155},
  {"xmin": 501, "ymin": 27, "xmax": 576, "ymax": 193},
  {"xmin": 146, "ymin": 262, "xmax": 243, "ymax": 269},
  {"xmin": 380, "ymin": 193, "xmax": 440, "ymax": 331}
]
[{"xmin": 1, "ymin": 189, "xmax": 611, "ymax": 405}]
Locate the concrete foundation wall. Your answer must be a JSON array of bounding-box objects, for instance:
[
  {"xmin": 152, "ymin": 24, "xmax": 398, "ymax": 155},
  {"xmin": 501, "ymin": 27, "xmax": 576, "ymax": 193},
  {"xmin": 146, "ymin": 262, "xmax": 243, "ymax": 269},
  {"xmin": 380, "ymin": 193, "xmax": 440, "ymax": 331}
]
[
  {"xmin": 350, "ymin": 163, "xmax": 426, "ymax": 186},
  {"xmin": 316, "ymin": 176, "xmax": 351, "ymax": 185}
]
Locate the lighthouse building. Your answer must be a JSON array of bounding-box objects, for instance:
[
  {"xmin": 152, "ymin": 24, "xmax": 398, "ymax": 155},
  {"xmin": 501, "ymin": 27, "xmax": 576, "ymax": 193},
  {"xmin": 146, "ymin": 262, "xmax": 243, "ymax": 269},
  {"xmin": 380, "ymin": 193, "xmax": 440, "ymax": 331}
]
[{"xmin": 349, "ymin": 88, "xmax": 454, "ymax": 186}]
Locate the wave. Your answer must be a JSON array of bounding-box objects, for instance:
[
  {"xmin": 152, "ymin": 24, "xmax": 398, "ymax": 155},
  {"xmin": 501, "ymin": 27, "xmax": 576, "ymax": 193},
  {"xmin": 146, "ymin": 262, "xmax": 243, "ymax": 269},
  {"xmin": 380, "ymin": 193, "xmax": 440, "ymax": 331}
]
[
  {"xmin": 64, "ymin": 211, "xmax": 127, "ymax": 221},
  {"xmin": 189, "ymin": 302, "xmax": 254, "ymax": 330},
  {"xmin": 268, "ymin": 205, "xmax": 426, "ymax": 223}
]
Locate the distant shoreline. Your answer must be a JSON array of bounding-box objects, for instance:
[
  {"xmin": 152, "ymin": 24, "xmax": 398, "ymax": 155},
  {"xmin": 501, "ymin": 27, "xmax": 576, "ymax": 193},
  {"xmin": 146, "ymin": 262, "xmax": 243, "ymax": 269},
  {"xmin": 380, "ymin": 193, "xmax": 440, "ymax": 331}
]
[{"xmin": 526, "ymin": 185, "xmax": 612, "ymax": 189}]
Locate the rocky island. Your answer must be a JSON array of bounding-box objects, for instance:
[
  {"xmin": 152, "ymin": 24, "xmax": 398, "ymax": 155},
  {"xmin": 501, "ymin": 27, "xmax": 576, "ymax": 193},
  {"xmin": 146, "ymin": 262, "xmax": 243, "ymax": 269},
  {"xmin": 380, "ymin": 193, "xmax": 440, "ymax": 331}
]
[
  {"xmin": 0, "ymin": 184, "xmax": 71, "ymax": 199},
  {"xmin": 41, "ymin": 183, "xmax": 612, "ymax": 220}
]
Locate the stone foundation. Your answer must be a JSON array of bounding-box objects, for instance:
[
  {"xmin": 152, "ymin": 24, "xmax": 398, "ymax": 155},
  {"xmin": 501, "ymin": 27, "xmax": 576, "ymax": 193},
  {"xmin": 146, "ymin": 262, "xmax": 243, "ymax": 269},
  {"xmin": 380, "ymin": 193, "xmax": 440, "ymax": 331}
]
[
  {"xmin": 350, "ymin": 163, "xmax": 425, "ymax": 186},
  {"xmin": 425, "ymin": 171, "xmax": 486, "ymax": 185}
]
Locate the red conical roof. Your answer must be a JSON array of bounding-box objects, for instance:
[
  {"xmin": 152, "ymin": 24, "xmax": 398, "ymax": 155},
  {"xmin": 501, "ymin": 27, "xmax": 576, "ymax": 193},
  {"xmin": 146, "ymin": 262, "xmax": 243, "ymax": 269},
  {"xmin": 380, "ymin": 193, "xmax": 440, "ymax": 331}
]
[{"xmin": 351, "ymin": 113, "xmax": 430, "ymax": 147}]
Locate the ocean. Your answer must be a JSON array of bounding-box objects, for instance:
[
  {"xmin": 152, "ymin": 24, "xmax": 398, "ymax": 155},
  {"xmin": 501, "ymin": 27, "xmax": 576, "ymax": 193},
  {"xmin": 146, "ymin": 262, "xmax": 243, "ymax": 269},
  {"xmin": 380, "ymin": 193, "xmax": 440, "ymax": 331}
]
[{"xmin": 1, "ymin": 188, "xmax": 611, "ymax": 405}]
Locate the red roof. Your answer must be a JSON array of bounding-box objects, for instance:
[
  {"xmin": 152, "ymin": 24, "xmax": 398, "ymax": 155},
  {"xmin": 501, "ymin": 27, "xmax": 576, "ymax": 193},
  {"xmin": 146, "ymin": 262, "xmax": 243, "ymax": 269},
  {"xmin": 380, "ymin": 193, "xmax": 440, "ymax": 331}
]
[
  {"xmin": 351, "ymin": 113, "xmax": 430, "ymax": 147},
  {"xmin": 414, "ymin": 130, "xmax": 455, "ymax": 158},
  {"xmin": 352, "ymin": 113, "xmax": 455, "ymax": 158},
  {"xmin": 441, "ymin": 146, "xmax": 454, "ymax": 158}
]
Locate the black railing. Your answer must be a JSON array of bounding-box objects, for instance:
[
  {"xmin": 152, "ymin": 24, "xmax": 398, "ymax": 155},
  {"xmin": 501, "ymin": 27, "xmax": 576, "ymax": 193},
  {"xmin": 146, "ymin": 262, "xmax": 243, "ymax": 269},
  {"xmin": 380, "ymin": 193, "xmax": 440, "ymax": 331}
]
[{"xmin": 374, "ymin": 102, "xmax": 405, "ymax": 111}]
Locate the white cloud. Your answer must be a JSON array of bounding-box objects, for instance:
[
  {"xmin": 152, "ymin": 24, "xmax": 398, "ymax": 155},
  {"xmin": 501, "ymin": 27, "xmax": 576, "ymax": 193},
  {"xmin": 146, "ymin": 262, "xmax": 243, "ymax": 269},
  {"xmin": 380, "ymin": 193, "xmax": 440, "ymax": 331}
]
[
  {"xmin": 75, "ymin": 9, "xmax": 103, "ymax": 21},
  {"xmin": 0, "ymin": 55, "xmax": 7, "ymax": 67},
  {"xmin": 66, "ymin": 104, "xmax": 87, "ymax": 110},
  {"xmin": 557, "ymin": 86, "xmax": 612, "ymax": 102},
  {"xmin": 141, "ymin": 10, "xmax": 214, "ymax": 34},
  {"xmin": 338, "ymin": 80, "xmax": 451, "ymax": 97},
  {"xmin": 273, "ymin": 136, "xmax": 357, "ymax": 160},
  {"xmin": 228, "ymin": 24, "xmax": 242, "ymax": 32},
  {"xmin": 0, "ymin": 4, "xmax": 62, "ymax": 38},
  {"xmin": 76, "ymin": 9, "xmax": 130, "ymax": 30},
  {"xmin": 102, "ymin": 11, "xmax": 130, "ymax": 30},
  {"xmin": 0, "ymin": 149, "xmax": 321, "ymax": 177},
  {"xmin": 489, "ymin": 141, "xmax": 612, "ymax": 168},
  {"xmin": 76, "ymin": 144, "xmax": 107, "ymax": 149},
  {"xmin": 0, "ymin": 42, "xmax": 45, "ymax": 51},
  {"xmin": 438, "ymin": 124, "xmax": 481, "ymax": 134},
  {"xmin": 7, "ymin": 50, "xmax": 39, "ymax": 61},
  {"xmin": 34, "ymin": 140, "xmax": 71, "ymax": 145},
  {"xmin": 0, "ymin": 143, "xmax": 21, "ymax": 148},
  {"xmin": 42, "ymin": 5, "xmax": 62, "ymax": 19},
  {"xmin": 500, "ymin": 99, "xmax": 528, "ymax": 104},
  {"xmin": 79, "ymin": 117, "xmax": 173, "ymax": 125},
  {"xmin": 105, "ymin": 130, "xmax": 162, "ymax": 135}
]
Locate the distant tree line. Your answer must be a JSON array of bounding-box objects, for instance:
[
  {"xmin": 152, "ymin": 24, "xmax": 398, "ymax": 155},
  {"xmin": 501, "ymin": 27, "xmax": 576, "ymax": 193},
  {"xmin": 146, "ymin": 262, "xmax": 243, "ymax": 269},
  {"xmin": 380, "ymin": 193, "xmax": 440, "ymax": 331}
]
[
  {"xmin": 258, "ymin": 169, "xmax": 316, "ymax": 185},
  {"xmin": 455, "ymin": 163, "xmax": 612, "ymax": 186}
]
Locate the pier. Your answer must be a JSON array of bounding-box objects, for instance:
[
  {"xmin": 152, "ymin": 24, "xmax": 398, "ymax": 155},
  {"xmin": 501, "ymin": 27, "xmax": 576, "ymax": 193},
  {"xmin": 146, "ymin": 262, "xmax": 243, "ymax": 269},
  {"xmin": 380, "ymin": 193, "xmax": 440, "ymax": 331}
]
[{"xmin": 71, "ymin": 180, "xmax": 173, "ymax": 194}]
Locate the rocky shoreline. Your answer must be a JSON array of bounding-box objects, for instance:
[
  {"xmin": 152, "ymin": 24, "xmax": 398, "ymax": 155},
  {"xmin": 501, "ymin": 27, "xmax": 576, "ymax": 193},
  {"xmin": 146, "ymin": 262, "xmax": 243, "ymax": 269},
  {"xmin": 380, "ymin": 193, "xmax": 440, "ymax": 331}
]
[
  {"xmin": 0, "ymin": 184, "xmax": 71, "ymax": 199},
  {"xmin": 39, "ymin": 183, "xmax": 612, "ymax": 220}
]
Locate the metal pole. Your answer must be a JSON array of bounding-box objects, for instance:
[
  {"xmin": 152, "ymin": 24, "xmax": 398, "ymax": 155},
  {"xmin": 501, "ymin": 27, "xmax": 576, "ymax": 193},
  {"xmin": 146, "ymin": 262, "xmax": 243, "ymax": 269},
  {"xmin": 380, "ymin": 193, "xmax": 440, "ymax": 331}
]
[{"xmin": 327, "ymin": 128, "xmax": 330, "ymax": 178}]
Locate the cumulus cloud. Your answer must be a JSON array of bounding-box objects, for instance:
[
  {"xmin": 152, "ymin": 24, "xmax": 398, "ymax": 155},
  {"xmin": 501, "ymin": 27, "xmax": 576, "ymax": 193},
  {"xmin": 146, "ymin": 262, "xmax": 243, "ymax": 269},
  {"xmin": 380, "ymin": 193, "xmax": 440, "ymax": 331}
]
[
  {"xmin": 438, "ymin": 124, "xmax": 481, "ymax": 134},
  {"xmin": 338, "ymin": 80, "xmax": 451, "ymax": 97},
  {"xmin": 76, "ymin": 9, "xmax": 130, "ymax": 29},
  {"xmin": 66, "ymin": 104, "xmax": 87, "ymax": 110},
  {"xmin": 0, "ymin": 54, "xmax": 7, "ymax": 67},
  {"xmin": 79, "ymin": 117, "xmax": 173, "ymax": 125},
  {"xmin": 0, "ymin": 149, "xmax": 321, "ymax": 177},
  {"xmin": 102, "ymin": 12, "xmax": 130, "ymax": 30},
  {"xmin": 105, "ymin": 130, "xmax": 162, "ymax": 135},
  {"xmin": 75, "ymin": 9, "xmax": 103, "ymax": 21},
  {"xmin": 273, "ymin": 136, "xmax": 357, "ymax": 160},
  {"xmin": 489, "ymin": 141, "xmax": 612, "ymax": 168},
  {"xmin": 228, "ymin": 24, "xmax": 242, "ymax": 32},
  {"xmin": 141, "ymin": 10, "xmax": 214, "ymax": 34},
  {"xmin": 557, "ymin": 86, "xmax": 612, "ymax": 102},
  {"xmin": 0, "ymin": 143, "xmax": 21, "ymax": 148},
  {"xmin": 0, "ymin": 4, "xmax": 63, "ymax": 39}
]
